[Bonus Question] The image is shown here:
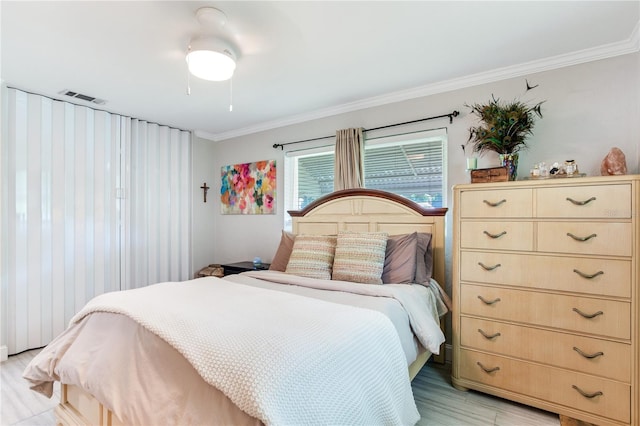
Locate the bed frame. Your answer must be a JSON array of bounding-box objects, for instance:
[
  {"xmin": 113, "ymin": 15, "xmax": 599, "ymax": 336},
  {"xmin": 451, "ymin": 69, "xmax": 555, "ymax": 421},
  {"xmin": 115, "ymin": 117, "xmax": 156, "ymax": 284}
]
[{"xmin": 56, "ymin": 188, "xmax": 448, "ymax": 426}]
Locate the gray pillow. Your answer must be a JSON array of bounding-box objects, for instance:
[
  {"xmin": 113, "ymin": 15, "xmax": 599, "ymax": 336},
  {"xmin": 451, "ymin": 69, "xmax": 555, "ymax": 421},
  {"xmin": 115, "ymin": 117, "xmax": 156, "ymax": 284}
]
[
  {"xmin": 269, "ymin": 230, "xmax": 295, "ymax": 272},
  {"xmin": 414, "ymin": 233, "xmax": 433, "ymax": 284},
  {"xmin": 381, "ymin": 232, "xmax": 418, "ymax": 284}
]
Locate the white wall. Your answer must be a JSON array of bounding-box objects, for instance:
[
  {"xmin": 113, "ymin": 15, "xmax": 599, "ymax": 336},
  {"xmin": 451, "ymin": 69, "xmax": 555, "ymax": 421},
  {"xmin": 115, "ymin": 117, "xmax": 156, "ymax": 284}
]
[
  {"xmin": 191, "ymin": 135, "xmax": 218, "ymax": 274},
  {"xmin": 1, "ymin": 81, "xmax": 7, "ymax": 361},
  {"xmin": 204, "ymin": 53, "xmax": 638, "ymax": 330},
  {"xmin": 209, "ymin": 136, "xmax": 286, "ymax": 266}
]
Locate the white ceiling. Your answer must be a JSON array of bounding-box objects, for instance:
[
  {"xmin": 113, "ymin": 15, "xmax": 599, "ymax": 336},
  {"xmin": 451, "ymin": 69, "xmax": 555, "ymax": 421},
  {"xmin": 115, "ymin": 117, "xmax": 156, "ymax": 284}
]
[{"xmin": 2, "ymin": 1, "xmax": 638, "ymax": 141}]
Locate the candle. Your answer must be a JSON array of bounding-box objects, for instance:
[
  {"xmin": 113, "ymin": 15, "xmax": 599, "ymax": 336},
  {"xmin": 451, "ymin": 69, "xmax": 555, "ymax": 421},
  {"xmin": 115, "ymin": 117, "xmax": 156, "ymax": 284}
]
[{"xmin": 466, "ymin": 157, "xmax": 478, "ymax": 170}]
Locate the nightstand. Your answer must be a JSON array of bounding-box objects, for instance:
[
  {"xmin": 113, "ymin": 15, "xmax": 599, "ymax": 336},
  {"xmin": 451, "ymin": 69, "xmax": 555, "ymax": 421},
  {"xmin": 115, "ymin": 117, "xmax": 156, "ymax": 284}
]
[{"xmin": 221, "ymin": 261, "xmax": 270, "ymax": 276}]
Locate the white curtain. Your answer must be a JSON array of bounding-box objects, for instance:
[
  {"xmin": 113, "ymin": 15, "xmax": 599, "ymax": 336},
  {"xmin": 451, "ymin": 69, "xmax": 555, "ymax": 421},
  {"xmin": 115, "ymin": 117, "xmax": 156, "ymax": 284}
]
[
  {"xmin": 1, "ymin": 89, "xmax": 192, "ymax": 355},
  {"xmin": 334, "ymin": 128, "xmax": 364, "ymax": 190}
]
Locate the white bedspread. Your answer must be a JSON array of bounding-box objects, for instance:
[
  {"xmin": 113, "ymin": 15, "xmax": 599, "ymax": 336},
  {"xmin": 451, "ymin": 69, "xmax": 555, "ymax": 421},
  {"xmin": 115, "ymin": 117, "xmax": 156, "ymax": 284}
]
[
  {"xmin": 230, "ymin": 270, "xmax": 446, "ymax": 353},
  {"xmin": 69, "ymin": 278, "xmax": 420, "ymax": 425}
]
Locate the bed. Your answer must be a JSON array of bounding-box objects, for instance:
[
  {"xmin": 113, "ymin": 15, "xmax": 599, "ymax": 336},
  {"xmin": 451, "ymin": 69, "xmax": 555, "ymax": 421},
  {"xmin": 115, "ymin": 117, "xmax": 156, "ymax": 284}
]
[{"xmin": 23, "ymin": 188, "xmax": 448, "ymax": 426}]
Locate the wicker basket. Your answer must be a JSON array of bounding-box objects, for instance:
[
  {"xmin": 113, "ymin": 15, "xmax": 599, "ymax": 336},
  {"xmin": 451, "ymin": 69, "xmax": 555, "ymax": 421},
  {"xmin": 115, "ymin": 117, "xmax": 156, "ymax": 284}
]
[{"xmin": 470, "ymin": 166, "xmax": 509, "ymax": 183}]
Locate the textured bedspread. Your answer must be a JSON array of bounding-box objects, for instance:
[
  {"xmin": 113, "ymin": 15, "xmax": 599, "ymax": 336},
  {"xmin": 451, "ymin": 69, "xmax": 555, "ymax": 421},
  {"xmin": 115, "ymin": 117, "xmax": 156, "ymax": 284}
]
[
  {"xmin": 228, "ymin": 270, "xmax": 446, "ymax": 353},
  {"xmin": 25, "ymin": 278, "xmax": 421, "ymax": 425}
]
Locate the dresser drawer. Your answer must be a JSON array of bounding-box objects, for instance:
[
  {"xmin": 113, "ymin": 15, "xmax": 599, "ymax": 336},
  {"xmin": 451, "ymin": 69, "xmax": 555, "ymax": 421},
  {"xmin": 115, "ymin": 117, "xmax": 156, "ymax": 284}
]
[
  {"xmin": 460, "ymin": 221, "xmax": 533, "ymax": 251},
  {"xmin": 458, "ymin": 349, "xmax": 630, "ymax": 423},
  {"xmin": 537, "ymin": 222, "xmax": 632, "ymax": 257},
  {"xmin": 460, "ymin": 317, "xmax": 631, "ymax": 382},
  {"xmin": 536, "ymin": 184, "xmax": 632, "ymax": 219},
  {"xmin": 460, "ymin": 189, "xmax": 533, "ymax": 218},
  {"xmin": 460, "ymin": 251, "xmax": 631, "ymax": 298},
  {"xmin": 460, "ymin": 284, "xmax": 631, "ymax": 339}
]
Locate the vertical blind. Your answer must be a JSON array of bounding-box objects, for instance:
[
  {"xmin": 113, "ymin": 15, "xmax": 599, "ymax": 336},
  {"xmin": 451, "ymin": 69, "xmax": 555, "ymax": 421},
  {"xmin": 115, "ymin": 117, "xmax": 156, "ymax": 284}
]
[
  {"xmin": 1, "ymin": 88, "xmax": 191, "ymax": 355},
  {"xmin": 287, "ymin": 131, "xmax": 446, "ymax": 211},
  {"xmin": 124, "ymin": 119, "xmax": 191, "ymax": 289},
  {"xmin": 2, "ymin": 90, "xmax": 122, "ymax": 352}
]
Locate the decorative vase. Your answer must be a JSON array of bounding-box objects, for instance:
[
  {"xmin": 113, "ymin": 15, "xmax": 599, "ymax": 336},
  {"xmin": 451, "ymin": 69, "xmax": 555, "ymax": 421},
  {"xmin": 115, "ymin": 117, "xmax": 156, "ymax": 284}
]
[{"xmin": 499, "ymin": 153, "xmax": 519, "ymax": 181}]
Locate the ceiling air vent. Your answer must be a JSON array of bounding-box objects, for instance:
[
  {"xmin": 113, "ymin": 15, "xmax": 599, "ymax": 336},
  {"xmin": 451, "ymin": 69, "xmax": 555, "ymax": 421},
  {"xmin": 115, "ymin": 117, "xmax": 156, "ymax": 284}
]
[{"xmin": 58, "ymin": 89, "xmax": 106, "ymax": 105}]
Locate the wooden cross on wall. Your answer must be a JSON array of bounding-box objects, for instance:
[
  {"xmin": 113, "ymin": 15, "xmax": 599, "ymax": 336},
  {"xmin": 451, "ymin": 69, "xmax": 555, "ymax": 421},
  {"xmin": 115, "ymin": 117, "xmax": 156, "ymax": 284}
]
[{"xmin": 200, "ymin": 182, "xmax": 210, "ymax": 203}]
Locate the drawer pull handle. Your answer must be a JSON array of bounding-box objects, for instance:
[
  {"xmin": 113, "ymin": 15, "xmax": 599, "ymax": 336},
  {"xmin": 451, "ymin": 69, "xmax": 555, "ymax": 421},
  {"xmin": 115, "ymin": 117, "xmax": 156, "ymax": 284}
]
[
  {"xmin": 566, "ymin": 196, "xmax": 597, "ymax": 206},
  {"xmin": 478, "ymin": 262, "xmax": 502, "ymax": 271},
  {"xmin": 572, "ymin": 308, "xmax": 604, "ymax": 319},
  {"xmin": 573, "ymin": 347, "xmax": 604, "ymax": 359},
  {"xmin": 478, "ymin": 295, "xmax": 501, "ymax": 305},
  {"xmin": 478, "ymin": 329, "xmax": 501, "ymax": 339},
  {"xmin": 477, "ymin": 362, "xmax": 500, "ymax": 374},
  {"xmin": 483, "ymin": 199, "xmax": 507, "ymax": 207},
  {"xmin": 572, "ymin": 385, "xmax": 603, "ymax": 399},
  {"xmin": 483, "ymin": 230, "xmax": 507, "ymax": 239},
  {"xmin": 567, "ymin": 232, "xmax": 597, "ymax": 242},
  {"xmin": 573, "ymin": 269, "xmax": 604, "ymax": 279}
]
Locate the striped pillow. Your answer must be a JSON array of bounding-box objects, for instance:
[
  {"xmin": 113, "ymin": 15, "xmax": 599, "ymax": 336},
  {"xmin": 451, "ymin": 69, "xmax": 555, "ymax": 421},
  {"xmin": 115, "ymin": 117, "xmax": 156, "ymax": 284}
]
[
  {"xmin": 285, "ymin": 235, "xmax": 337, "ymax": 280},
  {"xmin": 332, "ymin": 231, "xmax": 389, "ymax": 284}
]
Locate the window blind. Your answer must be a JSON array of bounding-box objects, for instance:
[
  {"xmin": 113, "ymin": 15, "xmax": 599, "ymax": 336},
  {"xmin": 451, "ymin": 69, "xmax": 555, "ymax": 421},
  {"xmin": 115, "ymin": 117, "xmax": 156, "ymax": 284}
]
[{"xmin": 288, "ymin": 129, "xmax": 446, "ymax": 210}]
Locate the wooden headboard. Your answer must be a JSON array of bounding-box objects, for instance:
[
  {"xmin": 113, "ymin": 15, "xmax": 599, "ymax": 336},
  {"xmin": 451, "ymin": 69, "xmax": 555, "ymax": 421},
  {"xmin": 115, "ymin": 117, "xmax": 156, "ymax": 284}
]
[{"xmin": 288, "ymin": 188, "xmax": 448, "ymax": 295}]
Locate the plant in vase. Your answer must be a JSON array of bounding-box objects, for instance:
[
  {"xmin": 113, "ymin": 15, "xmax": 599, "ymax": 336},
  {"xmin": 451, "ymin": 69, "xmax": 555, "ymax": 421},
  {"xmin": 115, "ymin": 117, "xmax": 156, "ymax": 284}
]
[{"xmin": 466, "ymin": 94, "xmax": 544, "ymax": 180}]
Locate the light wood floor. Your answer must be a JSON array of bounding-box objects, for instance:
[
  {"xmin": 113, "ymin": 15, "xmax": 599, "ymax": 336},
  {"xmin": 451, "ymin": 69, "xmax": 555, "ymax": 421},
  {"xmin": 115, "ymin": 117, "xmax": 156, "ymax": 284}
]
[{"xmin": 2, "ymin": 349, "xmax": 560, "ymax": 426}]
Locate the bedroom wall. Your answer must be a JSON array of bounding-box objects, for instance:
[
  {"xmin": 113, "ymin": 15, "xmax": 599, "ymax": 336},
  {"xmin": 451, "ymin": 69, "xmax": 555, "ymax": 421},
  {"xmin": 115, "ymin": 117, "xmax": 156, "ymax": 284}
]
[
  {"xmin": 1, "ymin": 81, "xmax": 7, "ymax": 361},
  {"xmin": 201, "ymin": 52, "xmax": 639, "ymax": 355},
  {"xmin": 209, "ymin": 52, "xmax": 639, "ymax": 264},
  {"xmin": 192, "ymin": 135, "xmax": 218, "ymax": 274}
]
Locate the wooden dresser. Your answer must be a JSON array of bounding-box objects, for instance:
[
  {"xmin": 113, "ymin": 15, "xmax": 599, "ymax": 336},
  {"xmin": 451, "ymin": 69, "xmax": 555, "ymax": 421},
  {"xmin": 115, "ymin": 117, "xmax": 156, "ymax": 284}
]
[{"xmin": 452, "ymin": 175, "xmax": 639, "ymax": 426}]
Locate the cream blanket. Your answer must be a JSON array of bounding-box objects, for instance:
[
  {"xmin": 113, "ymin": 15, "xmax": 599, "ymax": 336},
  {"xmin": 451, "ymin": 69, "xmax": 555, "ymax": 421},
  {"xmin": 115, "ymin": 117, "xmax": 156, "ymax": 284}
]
[{"xmin": 70, "ymin": 278, "xmax": 420, "ymax": 425}]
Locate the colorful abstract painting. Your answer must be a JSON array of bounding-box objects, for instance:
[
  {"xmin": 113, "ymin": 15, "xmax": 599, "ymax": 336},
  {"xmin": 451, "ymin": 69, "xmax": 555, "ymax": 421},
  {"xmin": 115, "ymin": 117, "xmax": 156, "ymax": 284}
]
[{"xmin": 220, "ymin": 160, "xmax": 276, "ymax": 214}]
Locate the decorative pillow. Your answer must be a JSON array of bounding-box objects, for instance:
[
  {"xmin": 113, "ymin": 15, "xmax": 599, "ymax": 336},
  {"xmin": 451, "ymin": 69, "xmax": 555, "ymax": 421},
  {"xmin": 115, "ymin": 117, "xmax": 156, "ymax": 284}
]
[
  {"xmin": 332, "ymin": 231, "xmax": 388, "ymax": 284},
  {"xmin": 269, "ymin": 230, "xmax": 295, "ymax": 272},
  {"xmin": 414, "ymin": 232, "xmax": 433, "ymax": 284},
  {"xmin": 382, "ymin": 232, "xmax": 418, "ymax": 284},
  {"xmin": 285, "ymin": 235, "xmax": 337, "ymax": 280}
]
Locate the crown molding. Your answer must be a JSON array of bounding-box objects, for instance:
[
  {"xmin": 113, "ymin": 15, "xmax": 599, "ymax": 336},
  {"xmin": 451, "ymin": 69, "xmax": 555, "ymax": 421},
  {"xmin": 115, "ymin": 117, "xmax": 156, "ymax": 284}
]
[{"xmin": 203, "ymin": 21, "xmax": 640, "ymax": 142}]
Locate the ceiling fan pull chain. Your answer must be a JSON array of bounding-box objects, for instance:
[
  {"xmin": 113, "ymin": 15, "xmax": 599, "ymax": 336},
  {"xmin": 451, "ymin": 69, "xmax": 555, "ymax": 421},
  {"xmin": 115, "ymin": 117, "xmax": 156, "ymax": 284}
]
[
  {"xmin": 186, "ymin": 50, "xmax": 192, "ymax": 95},
  {"xmin": 229, "ymin": 77, "xmax": 233, "ymax": 112}
]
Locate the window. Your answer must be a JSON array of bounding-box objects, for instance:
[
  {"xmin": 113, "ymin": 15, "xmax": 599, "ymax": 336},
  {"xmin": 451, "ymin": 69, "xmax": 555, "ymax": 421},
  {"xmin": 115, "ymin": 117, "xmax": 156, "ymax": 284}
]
[{"xmin": 284, "ymin": 128, "xmax": 447, "ymax": 221}]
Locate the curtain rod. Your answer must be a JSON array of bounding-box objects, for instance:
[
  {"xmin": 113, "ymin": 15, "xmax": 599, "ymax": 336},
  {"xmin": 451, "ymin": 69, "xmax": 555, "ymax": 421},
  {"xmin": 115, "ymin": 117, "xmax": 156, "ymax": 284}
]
[{"xmin": 272, "ymin": 110, "xmax": 459, "ymax": 150}]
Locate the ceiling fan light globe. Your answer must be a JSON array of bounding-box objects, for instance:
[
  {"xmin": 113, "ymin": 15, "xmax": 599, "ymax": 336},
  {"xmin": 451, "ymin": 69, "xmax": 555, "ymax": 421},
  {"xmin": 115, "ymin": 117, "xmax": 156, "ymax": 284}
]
[{"xmin": 187, "ymin": 50, "xmax": 236, "ymax": 81}]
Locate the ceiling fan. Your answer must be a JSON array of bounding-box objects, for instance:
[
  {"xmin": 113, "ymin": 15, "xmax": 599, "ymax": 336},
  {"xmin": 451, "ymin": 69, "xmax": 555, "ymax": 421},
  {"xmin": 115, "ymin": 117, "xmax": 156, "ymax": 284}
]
[
  {"xmin": 186, "ymin": 7, "xmax": 237, "ymax": 82},
  {"xmin": 185, "ymin": 6, "xmax": 239, "ymax": 111}
]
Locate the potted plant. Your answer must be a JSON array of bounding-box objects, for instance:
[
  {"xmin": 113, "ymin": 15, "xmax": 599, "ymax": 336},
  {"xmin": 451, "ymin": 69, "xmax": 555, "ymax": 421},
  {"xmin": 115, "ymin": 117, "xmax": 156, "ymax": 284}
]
[{"xmin": 466, "ymin": 95, "xmax": 544, "ymax": 180}]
